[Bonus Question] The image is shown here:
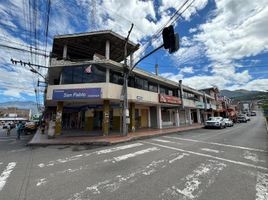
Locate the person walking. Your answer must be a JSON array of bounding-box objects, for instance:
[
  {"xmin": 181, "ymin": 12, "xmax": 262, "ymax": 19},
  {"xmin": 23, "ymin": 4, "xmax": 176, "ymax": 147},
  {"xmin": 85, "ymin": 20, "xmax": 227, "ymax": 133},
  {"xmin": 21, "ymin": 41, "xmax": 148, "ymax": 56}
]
[
  {"xmin": 6, "ymin": 123, "xmax": 11, "ymax": 136},
  {"xmin": 16, "ymin": 121, "xmax": 23, "ymax": 140}
]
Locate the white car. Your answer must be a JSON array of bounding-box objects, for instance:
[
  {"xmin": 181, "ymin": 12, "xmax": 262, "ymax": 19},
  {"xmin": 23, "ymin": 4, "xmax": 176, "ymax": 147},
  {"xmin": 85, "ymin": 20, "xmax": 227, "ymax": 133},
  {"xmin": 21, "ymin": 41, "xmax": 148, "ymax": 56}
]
[
  {"xmin": 205, "ymin": 117, "xmax": 226, "ymax": 129},
  {"xmin": 223, "ymin": 118, "xmax": 233, "ymax": 127}
]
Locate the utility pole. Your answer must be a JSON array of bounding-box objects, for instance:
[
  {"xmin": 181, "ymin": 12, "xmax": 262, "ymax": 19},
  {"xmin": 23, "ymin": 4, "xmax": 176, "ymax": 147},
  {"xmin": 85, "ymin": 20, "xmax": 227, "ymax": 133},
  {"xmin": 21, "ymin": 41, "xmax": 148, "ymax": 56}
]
[{"xmin": 122, "ymin": 23, "xmax": 134, "ymax": 136}]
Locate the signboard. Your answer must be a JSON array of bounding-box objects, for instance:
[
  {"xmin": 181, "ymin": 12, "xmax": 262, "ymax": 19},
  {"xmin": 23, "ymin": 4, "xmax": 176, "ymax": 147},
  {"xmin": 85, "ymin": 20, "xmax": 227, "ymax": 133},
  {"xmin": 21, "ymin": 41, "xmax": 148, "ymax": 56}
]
[
  {"xmin": 52, "ymin": 88, "xmax": 101, "ymax": 100},
  {"xmin": 159, "ymin": 94, "xmax": 181, "ymax": 104}
]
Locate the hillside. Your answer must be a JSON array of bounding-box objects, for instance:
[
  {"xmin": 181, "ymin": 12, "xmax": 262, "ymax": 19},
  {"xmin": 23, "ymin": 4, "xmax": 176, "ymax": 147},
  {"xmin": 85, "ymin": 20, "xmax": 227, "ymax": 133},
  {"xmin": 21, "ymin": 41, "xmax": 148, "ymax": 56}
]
[{"xmin": 220, "ymin": 90, "xmax": 268, "ymax": 101}]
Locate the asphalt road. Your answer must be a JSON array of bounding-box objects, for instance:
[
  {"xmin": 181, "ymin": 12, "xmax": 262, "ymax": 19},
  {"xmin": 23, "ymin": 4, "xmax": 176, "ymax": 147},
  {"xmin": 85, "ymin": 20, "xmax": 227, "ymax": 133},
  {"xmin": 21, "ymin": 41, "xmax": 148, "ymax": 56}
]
[{"xmin": 0, "ymin": 111, "xmax": 267, "ymax": 200}]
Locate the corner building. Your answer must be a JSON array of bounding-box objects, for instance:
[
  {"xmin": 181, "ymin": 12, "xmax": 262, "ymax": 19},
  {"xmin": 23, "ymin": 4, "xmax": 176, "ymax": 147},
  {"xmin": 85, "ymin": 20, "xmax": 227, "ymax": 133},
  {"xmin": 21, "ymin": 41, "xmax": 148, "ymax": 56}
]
[{"xmin": 45, "ymin": 30, "xmax": 216, "ymax": 136}]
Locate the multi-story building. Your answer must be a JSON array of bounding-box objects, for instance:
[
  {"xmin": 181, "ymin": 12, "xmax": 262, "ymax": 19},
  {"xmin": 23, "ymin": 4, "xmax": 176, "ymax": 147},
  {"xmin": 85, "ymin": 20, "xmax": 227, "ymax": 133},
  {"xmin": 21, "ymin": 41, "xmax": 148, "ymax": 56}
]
[
  {"xmin": 44, "ymin": 30, "xmax": 217, "ymax": 136},
  {"xmin": 0, "ymin": 107, "xmax": 31, "ymax": 120}
]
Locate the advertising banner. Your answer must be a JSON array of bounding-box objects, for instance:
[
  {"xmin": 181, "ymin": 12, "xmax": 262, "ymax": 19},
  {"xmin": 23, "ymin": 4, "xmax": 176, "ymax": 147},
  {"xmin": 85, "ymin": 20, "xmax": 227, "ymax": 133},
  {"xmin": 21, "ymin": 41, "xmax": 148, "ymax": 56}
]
[
  {"xmin": 52, "ymin": 88, "xmax": 101, "ymax": 100},
  {"xmin": 159, "ymin": 94, "xmax": 181, "ymax": 104}
]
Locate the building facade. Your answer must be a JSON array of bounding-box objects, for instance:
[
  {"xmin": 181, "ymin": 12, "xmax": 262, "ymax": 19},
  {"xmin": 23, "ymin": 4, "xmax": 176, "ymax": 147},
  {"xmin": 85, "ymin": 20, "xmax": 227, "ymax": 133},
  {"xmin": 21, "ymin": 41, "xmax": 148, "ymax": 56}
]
[{"xmin": 44, "ymin": 30, "xmax": 218, "ymax": 136}]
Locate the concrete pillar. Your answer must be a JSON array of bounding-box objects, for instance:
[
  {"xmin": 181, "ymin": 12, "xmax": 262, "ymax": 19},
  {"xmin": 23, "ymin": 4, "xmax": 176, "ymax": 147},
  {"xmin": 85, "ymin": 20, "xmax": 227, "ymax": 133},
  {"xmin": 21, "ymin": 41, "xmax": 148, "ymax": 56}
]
[
  {"xmin": 55, "ymin": 101, "xmax": 63, "ymax": 135},
  {"xmin": 148, "ymin": 108, "xmax": 151, "ymax": 128},
  {"xmin": 175, "ymin": 109, "xmax": 180, "ymax": 127},
  {"xmin": 102, "ymin": 100, "xmax": 110, "ymax": 136},
  {"xmin": 129, "ymin": 102, "xmax": 135, "ymax": 132},
  {"xmin": 105, "ymin": 40, "xmax": 110, "ymax": 59},
  {"xmin": 63, "ymin": 44, "xmax": 67, "ymax": 59},
  {"xmin": 156, "ymin": 105, "xmax": 162, "ymax": 129},
  {"xmin": 197, "ymin": 109, "xmax": 201, "ymax": 123},
  {"xmin": 188, "ymin": 109, "xmax": 192, "ymax": 125}
]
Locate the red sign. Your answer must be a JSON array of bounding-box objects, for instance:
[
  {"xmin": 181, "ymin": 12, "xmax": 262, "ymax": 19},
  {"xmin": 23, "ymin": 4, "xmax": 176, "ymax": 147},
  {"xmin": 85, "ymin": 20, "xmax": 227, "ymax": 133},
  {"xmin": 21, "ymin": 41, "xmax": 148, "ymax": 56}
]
[{"xmin": 159, "ymin": 94, "xmax": 182, "ymax": 104}]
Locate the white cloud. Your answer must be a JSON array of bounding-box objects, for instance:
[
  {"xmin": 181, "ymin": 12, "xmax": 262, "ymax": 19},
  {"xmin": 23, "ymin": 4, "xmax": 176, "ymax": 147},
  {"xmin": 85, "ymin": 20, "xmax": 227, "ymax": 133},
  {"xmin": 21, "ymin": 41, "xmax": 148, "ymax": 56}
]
[
  {"xmin": 194, "ymin": 0, "xmax": 268, "ymax": 63},
  {"xmin": 180, "ymin": 66, "xmax": 194, "ymax": 74}
]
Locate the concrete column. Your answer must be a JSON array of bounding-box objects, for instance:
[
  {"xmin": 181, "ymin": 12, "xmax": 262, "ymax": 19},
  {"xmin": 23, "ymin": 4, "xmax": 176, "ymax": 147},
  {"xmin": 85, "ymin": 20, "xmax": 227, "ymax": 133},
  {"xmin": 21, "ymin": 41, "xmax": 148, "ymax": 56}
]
[
  {"xmin": 188, "ymin": 109, "xmax": 192, "ymax": 125},
  {"xmin": 55, "ymin": 101, "xmax": 63, "ymax": 135},
  {"xmin": 102, "ymin": 100, "xmax": 110, "ymax": 136},
  {"xmin": 148, "ymin": 108, "xmax": 151, "ymax": 128},
  {"xmin": 197, "ymin": 109, "xmax": 201, "ymax": 123},
  {"xmin": 105, "ymin": 40, "xmax": 110, "ymax": 59},
  {"xmin": 156, "ymin": 105, "xmax": 162, "ymax": 129},
  {"xmin": 63, "ymin": 44, "xmax": 67, "ymax": 59},
  {"xmin": 129, "ymin": 102, "xmax": 135, "ymax": 132},
  {"xmin": 175, "ymin": 109, "xmax": 180, "ymax": 127}
]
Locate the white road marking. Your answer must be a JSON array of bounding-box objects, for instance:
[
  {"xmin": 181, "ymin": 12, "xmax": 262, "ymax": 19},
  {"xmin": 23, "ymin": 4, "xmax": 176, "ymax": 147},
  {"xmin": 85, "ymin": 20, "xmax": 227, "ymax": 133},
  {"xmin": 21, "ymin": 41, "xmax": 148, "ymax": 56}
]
[
  {"xmin": 8, "ymin": 148, "xmax": 28, "ymax": 153},
  {"xmin": 161, "ymin": 160, "xmax": 226, "ymax": 199},
  {"xmin": 164, "ymin": 136, "xmax": 268, "ymax": 153},
  {"xmin": 67, "ymin": 152, "xmax": 189, "ymax": 200},
  {"xmin": 36, "ymin": 178, "xmax": 47, "ymax": 187},
  {"xmin": 169, "ymin": 153, "xmax": 189, "ymax": 163},
  {"xmin": 152, "ymin": 139, "xmax": 176, "ymax": 143},
  {"xmin": 103, "ymin": 147, "xmax": 160, "ymax": 163},
  {"xmin": 256, "ymin": 172, "xmax": 268, "ymax": 200},
  {"xmin": 201, "ymin": 148, "xmax": 220, "ymax": 153},
  {"xmin": 37, "ymin": 143, "xmax": 144, "ymax": 168},
  {"xmin": 143, "ymin": 141, "xmax": 268, "ymax": 171},
  {"xmin": 244, "ymin": 150, "xmax": 265, "ymax": 163},
  {"xmin": 0, "ymin": 162, "xmax": 16, "ymax": 191}
]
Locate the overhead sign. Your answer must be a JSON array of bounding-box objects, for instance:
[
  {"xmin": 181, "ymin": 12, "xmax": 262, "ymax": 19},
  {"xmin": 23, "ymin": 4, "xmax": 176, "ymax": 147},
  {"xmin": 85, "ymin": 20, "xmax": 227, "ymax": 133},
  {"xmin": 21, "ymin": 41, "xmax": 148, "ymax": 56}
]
[
  {"xmin": 159, "ymin": 94, "xmax": 181, "ymax": 104},
  {"xmin": 52, "ymin": 88, "xmax": 101, "ymax": 100}
]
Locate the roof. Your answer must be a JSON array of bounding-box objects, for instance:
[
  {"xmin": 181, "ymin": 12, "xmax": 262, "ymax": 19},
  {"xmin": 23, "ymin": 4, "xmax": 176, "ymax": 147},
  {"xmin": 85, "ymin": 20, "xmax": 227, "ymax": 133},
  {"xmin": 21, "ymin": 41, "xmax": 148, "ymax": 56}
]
[
  {"xmin": 52, "ymin": 30, "xmax": 139, "ymax": 62},
  {"xmin": 199, "ymin": 86, "xmax": 219, "ymax": 93}
]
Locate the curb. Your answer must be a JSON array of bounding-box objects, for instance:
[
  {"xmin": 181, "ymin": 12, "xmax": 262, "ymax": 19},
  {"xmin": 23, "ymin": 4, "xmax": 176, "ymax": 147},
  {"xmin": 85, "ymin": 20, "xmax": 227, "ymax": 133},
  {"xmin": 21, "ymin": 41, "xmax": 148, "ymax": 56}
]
[{"xmin": 27, "ymin": 125, "xmax": 203, "ymax": 147}]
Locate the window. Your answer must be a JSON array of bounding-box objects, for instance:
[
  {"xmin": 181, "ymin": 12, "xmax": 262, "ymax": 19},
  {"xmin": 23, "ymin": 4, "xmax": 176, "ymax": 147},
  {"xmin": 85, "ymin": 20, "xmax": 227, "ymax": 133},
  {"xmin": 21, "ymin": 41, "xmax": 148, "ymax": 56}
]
[
  {"xmin": 148, "ymin": 82, "xmax": 158, "ymax": 93},
  {"xmin": 110, "ymin": 71, "xmax": 124, "ymax": 85},
  {"xmin": 135, "ymin": 77, "xmax": 143, "ymax": 89},
  {"xmin": 61, "ymin": 64, "xmax": 106, "ymax": 84}
]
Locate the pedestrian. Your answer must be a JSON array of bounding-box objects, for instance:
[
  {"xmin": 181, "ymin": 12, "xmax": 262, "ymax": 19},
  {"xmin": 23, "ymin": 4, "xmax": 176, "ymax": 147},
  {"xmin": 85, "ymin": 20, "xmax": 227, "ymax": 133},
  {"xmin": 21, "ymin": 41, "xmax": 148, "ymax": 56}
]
[
  {"xmin": 6, "ymin": 123, "xmax": 11, "ymax": 136},
  {"xmin": 41, "ymin": 120, "xmax": 46, "ymax": 134},
  {"xmin": 16, "ymin": 121, "xmax": 23, "ymax": 140}
]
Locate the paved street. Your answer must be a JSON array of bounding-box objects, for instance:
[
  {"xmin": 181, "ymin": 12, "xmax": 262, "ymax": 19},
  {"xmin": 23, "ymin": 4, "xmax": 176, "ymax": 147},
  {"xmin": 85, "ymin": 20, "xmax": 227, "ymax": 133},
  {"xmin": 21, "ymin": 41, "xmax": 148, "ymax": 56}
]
[{"xmin": 0, "ymin": 112, "xmax": 268, "ymax": 200}]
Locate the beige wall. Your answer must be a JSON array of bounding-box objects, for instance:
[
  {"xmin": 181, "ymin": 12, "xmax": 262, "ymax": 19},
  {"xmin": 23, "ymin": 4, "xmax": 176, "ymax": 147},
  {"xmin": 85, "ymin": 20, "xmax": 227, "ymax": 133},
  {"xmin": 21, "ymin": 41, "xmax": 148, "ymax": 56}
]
[{"xmin": 46, "ymin": 83, "xmax": 159, "ymax": 104}]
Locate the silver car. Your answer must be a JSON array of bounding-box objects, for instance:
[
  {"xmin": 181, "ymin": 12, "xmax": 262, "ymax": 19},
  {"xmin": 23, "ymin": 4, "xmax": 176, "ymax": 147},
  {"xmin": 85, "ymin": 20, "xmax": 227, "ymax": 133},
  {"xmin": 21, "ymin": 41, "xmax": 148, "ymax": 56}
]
[
  {"xmin": 205, "ymin": 117, "xmax": 226, "ymax": 129},
  {"xmin": 223, "ymin": 118, "xmax": 234, "ymax": 127}
]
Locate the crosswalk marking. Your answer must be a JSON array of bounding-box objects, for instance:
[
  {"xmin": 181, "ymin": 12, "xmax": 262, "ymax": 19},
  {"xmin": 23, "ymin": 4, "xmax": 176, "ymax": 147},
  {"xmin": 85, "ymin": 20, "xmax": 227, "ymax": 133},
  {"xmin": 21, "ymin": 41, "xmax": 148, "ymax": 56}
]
[
  {"xmin": 0, "ymin": 162, "xmax": 16, "ymax": 191},
  {"xmin": 103, "ymin": 147, "xmax": 160, "ymax": 163},
  {"xmin": 160, "ymin": 160, "xmax": 226, "ymax": 199},
  {"xmin": 256, "ymin": 172, "xmax": 268, "ymax": 200},
  {"xmin": 201, "ymin": 148, "xmax": 220, "ymax": 153},
  {"xmin": 143, "ymin": 141, "xmax": 268, "ymax": 171},
  {"xmin": 163, "ymin": 136, "xmax": 268, "ymax": 153},
  {"xmin": 38, "ymin": 143, "xmax": 144, "ymax": 168},
  {"xmin": 67, "ymin": 152, "xmax": 189, "ymax": 199}
]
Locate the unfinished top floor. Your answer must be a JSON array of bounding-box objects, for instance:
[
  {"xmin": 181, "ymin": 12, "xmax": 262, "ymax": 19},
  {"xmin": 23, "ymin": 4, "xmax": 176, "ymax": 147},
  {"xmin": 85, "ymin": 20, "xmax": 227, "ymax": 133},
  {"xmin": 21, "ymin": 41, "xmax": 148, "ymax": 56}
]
[{"xmin": 51, "ymin": 30, "xmax": 139, "ymax": 63}]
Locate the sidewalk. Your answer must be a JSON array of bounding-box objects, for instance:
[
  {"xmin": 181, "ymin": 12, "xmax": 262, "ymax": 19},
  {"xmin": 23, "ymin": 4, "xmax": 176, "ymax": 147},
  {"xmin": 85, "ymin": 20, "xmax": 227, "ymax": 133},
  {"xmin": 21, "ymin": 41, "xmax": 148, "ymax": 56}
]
[{"xmin": 28, "ymin": 124, "xmax": 204, "ymax": 146}]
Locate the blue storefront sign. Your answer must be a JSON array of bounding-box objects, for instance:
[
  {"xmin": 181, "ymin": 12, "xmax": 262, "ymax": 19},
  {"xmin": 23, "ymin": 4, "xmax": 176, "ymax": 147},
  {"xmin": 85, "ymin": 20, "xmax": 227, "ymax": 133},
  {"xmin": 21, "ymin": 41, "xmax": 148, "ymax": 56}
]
[{"xmin": 52, "ymin": 88, "xmax": 101, "ymax": 100}]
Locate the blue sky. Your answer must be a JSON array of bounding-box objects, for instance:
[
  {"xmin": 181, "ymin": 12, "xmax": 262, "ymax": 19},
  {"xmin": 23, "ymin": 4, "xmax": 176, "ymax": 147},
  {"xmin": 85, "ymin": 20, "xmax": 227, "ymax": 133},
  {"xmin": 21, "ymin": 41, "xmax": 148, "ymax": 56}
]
[{"xmin": 0, "ymin": 0, "xmax": 267, "ymax": 104}]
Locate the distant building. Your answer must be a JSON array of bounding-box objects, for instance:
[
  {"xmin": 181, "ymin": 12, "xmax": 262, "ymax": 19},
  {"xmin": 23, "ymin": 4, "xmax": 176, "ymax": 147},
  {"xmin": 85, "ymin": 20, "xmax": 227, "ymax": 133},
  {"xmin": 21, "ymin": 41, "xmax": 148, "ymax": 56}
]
[{"xmin": 0, "ymin": 107, "xmax": 31, "ymax": 120}]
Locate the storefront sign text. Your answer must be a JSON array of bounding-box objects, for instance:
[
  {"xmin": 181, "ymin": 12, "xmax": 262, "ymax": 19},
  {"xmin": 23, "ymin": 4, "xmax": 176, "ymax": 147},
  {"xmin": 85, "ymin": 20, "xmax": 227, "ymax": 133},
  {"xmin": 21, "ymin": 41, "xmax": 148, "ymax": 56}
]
[
  {"xmin": 52, "ymin": 88, "xmax": 101, "ymax": 100},
  {"xmin": 159, "ymin": 94, "xmax": 182, "ymax": 104}
]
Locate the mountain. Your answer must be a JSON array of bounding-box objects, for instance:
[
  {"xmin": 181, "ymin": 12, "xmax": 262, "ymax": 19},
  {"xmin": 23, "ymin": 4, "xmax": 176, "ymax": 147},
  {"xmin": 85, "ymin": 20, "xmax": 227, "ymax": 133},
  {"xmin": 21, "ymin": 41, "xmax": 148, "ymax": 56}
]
[
  {"xmin": 220, "ymin": 90, "xmax": 261, "ymax": 98},
  {"xmin": 220, "ymin": 90, "xmax": 268, "ymax": 101},
  {"xmin": 0, "ymin": 101, "xmax": 39, "ymax": 114}
]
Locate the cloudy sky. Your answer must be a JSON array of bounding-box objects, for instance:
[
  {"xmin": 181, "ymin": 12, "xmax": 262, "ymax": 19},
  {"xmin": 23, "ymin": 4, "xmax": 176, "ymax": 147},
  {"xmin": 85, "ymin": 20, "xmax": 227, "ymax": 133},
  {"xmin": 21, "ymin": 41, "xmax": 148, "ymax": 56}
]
[{"xmin": 0, "ymin": 0, "xmax": 268, "ymax": 103}]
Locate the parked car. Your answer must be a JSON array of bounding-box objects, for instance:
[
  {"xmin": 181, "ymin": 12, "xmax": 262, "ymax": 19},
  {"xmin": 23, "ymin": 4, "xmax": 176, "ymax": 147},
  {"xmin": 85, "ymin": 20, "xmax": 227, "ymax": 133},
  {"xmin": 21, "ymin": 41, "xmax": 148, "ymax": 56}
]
[
  {"xmin": 237, "ymin": 115, "xmax": 247, "ymax": 123},
  {"xmin": 24, "ymin": 121, "xmax": 37, "ymax": 134},
  {"xmin": 205, "ymin": 117, "xmax": 226, "ymax": 129},
  {"xmin": 250, "ymin": 111, "xmax": 257, "ymax": 116},
  {"xmin": 223, "ymin": 118, "xmax": 234, "ymax": 127}
]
